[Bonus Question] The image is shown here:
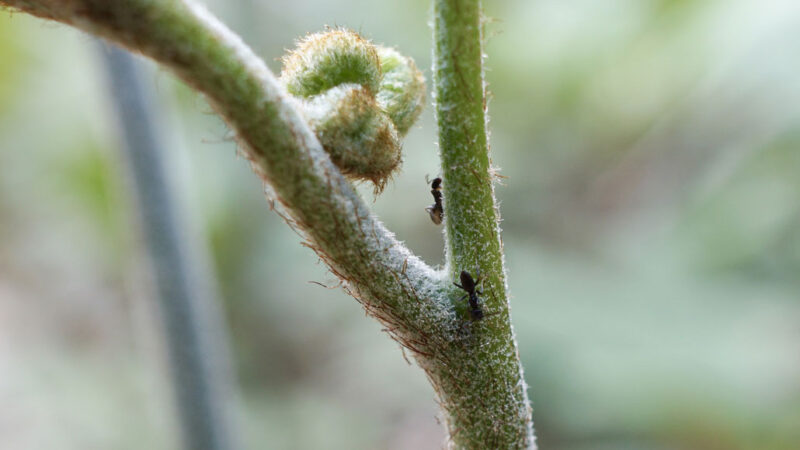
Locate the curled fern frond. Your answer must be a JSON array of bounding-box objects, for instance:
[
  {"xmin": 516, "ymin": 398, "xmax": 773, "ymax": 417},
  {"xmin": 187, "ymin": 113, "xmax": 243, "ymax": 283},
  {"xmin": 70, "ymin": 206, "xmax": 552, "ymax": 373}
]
[
  {"xmin": 304, "ymin": 84, "xmax": 400, "ymax": 190},
  {"xmin": 280, "ymin": 28, "xmax": 425, "ymax": 193},
  {"xmin": 376, "ymin": 46, "xmax": 426, "ymax": 136}
]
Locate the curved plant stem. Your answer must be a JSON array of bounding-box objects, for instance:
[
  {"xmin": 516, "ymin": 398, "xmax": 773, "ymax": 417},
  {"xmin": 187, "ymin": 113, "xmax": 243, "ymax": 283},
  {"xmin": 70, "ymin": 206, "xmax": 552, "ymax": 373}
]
[
  {"xmin": 3, "ymin": 0, "xmax": 445, "ymax": 332},
  {"xmin": 1, "ymin": 0, "xmax": 536, "ymax": 447},
  {"xmin": 99, "ymin": 43, "xmax": 240, "ymax": 450}
]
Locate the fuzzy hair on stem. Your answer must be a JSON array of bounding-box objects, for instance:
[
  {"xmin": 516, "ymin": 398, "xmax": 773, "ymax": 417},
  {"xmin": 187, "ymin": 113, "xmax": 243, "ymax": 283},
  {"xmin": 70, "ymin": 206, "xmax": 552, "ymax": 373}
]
[
  {"xmin": 433, "ymin": 0, "xmax": 535, "ymax": 446},
  {"xmin": 1, "ymin": 0, "xmax": 536, "ymax": 447}
]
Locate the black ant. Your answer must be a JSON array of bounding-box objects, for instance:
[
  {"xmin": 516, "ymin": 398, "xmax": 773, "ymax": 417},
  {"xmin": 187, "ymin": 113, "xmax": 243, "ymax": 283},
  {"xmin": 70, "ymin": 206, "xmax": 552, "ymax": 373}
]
[
  {"xmin": 454, "ymin": 269, "xmax": 484, "ymax": 320},
  {"xmin": 425, "ymin": 177, "xmax": 444, "ymax": 225}
]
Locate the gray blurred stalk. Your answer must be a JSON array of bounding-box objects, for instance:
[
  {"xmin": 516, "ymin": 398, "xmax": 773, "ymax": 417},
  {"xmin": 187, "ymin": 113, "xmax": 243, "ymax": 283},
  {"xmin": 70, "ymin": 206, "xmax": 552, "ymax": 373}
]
[{"xmin": 97, "ymin": 43, "xmax": 239, "ymax": 450}]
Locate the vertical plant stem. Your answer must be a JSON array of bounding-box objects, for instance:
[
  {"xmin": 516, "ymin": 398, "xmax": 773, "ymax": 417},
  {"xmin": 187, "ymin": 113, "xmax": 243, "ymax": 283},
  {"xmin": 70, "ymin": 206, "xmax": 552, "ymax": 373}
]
[
  {"xmin": 434, "ymin": 0, "xmax": 496, "ymax": 272},
  {"xmin": 433, "ymin": 0, "xmax": 536, "ymax": 447},
  {"xmin": 99, "ymin": 43, "xmax": 239, "ymax": 450}
]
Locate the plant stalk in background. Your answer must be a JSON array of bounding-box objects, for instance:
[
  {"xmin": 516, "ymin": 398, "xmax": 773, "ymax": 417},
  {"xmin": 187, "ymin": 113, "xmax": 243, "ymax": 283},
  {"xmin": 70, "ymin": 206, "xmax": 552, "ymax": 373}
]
[
  {"xmin": 1, "ymin": 0, "xmax": 535, "ymax": 447},
  {"xmin": 99, "ymin": 43, "xmax": 239, "ymax": 450}
]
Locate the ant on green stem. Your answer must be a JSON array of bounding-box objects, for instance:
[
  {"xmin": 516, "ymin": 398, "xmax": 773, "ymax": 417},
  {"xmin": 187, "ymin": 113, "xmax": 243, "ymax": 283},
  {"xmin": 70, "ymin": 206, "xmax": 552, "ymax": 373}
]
[
  {"xmin": 454, "ymin": 268, "xmax": 484, "ymax": 320},
  {"xmin": 425, "ymin": 176, "xmax": 443, "ymax": 225}
]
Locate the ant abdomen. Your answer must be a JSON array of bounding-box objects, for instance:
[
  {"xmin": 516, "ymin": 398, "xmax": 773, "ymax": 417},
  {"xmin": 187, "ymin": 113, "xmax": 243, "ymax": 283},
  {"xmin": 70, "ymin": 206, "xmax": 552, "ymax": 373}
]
[
  {"xmin": 470, "ymin": 306, "xmax": 484, "ymax": 320},
  {"xmin": 425, "ymin": 177, "xmax": 444, "ymax": 225}
]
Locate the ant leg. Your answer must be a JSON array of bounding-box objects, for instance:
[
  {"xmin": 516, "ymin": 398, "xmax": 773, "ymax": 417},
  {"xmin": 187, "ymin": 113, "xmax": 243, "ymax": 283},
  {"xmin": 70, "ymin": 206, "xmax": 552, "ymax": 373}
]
[
  {"xmin": 483, "ymin": 310, "xmax": 501, "ymax": 319},
  {"xmin": 459, "ymin": 294, "xmax": 468, "ymax": 303},
  {"xmin": 453, "ymin": 282, "xmax": 464, "ymax": 290}
]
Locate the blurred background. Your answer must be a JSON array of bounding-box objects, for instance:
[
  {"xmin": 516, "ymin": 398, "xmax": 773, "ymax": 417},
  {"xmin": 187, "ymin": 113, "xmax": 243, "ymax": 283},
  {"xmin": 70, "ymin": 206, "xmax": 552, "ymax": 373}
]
[{"xmin": 1, "ymin": 0, "xmax": 800, "ymax": 448}]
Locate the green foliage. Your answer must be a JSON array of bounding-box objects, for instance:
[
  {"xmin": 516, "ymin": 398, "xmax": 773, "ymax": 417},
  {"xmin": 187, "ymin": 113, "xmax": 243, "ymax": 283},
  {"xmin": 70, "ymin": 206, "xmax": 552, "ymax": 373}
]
[
  {"xmin": 279, "ymin": 29, "xmax": 425, "ymax": 191},
  {"xmin": 3, "ymin": 0, "xmax": 800, "ymax": 448},
  {"xmin": 376, "ymin": 46, "xmax": 426, "ymax": 136},
  {"xmin": 304, "ymin": 84, "xmax": 400, "ymax": 187},
  {"xmin": 0, "ymin": 15, "xmax": 24, "ymax": 107},
  {"xmin": 281, "ymin": 29, "xmax": 382, "ymax": 97}
]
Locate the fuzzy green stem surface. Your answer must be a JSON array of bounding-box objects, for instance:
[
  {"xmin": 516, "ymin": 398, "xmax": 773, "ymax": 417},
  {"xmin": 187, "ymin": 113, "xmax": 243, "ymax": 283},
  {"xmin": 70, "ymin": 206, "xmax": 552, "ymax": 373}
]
[
  {"xmin": 433, "ymin": 0, "xmax": 535, "ymax": 447},
  {"xmin": 2, "ymin": 0, "xmax": 535, "ymax": 447},
  {"xmin": 2, "ymin": 0, "xmax": 444, "ymax": 332}
]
